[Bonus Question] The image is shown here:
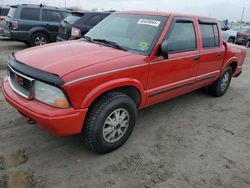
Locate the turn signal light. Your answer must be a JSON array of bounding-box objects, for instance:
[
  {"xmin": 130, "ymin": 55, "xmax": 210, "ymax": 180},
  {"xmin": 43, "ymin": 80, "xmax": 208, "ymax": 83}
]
[{"xmin": 54, "ymin": 98, "xmax": 70, "ymax": 108}]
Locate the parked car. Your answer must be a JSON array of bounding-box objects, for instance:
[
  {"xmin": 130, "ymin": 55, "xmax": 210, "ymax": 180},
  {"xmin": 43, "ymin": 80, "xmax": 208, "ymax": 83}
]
[
  {"xmin": 2, "ymin": 11, "xmax": 246, "ymax": 154},
  {"xmin": 0, "ymin": 6, "xmax": 10, "ymax": 36},
  {"xmin": 232, "ymin": 27, "xmax": 250, "ymax": 47},
  {"xmin": 57, "ymin": 11, "xmax": 111, "ymax": 41},
  {"xmin": 219, "ymin": 20, "xmax": 237, "ymax": 43},
  {"xmin": 4, "ymin": 4, "xmax": 70, "ymax": 46}
]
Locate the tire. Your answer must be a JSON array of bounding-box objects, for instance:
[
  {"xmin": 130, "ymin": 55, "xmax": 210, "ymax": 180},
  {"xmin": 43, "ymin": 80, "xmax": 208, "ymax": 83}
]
[
  {"xmin": 30, "ymin": 32, "xmax": 49, "ymax": 47},
  {"xmin": 208, "ymin": 66, "xmax": 232, "ymax": 97},
  {"xmin": 245, "ymin": 40, "xmax": 250, "ymax": 48},
  {"xmin": 83, "ymin": 92, "xmax": 137, "ymax": 154},
  {"xmin": 228, "ymin": 37, "xmax": 235, "ymax": 43}
]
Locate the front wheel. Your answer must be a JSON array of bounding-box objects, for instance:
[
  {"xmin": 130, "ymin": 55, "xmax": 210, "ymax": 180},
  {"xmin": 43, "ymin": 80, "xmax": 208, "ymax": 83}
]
[
  {"xmin": 208, "ymin": 66, "xmax": 232, "ymax": 97},
  {"xmin": 83, "ymin": 92, "xmax": 137, "ymax": 154}
]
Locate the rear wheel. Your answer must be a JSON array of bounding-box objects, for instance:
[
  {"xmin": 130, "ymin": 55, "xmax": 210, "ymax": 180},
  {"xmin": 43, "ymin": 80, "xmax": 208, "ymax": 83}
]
[
  {"xmin": 208, "ymin": 66, "xmax": 232, "ymax": 97},
  {"xmin": 30, "ymin": 32, "xmax": 49, "ymax": 47},
  {"xmin": 83, "ymin": 92, "xmax": 137, "ymax": 154}
]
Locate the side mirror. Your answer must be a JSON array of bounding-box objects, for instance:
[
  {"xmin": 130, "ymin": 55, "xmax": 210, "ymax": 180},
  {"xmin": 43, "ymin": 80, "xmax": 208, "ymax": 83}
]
[{"xmin": 161, "ymin": 41, "xmax": 169, "ymax": 59}]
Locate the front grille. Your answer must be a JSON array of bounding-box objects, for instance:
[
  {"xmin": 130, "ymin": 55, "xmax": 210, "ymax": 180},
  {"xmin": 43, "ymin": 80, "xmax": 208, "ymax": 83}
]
[{"xmin": 8, "ymin": 65, "xmax": 34, "ymax": 99}]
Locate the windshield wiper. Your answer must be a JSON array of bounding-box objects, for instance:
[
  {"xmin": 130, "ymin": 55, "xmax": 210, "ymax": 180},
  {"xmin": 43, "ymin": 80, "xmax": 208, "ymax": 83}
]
[
  {"xmin": 82, "ymin": 36, "xmax": 92, "ymax": 42},
  {"xmin": 92, "ymin": 39, "xmax": 127, "ymax": 51}
]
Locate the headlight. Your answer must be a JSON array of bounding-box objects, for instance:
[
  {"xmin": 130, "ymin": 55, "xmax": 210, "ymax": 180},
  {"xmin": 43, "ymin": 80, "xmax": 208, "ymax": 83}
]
[{"xmin": 34, "ymin": 81, "xmax": 70, "ymax": 108}]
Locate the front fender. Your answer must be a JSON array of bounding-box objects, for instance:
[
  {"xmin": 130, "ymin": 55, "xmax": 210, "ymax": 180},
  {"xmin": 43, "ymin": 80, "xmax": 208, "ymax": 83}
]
[
  {"xmin": 81, "ymin": 78, "xmax": 146, "ymax": 109},
  {"xmin": 221, "ymin": 57, "xmax": 238, "ymax": 75},
  {"xmin": 223, "ymin": 57, "xmax": 238, "ymax": 68}
]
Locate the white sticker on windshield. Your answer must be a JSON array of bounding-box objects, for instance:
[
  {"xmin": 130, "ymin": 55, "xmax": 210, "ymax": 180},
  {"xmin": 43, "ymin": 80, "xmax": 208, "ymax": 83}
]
[{"xmin": 137, "ymin": 19, "xmax": 161, "ymax": 27}]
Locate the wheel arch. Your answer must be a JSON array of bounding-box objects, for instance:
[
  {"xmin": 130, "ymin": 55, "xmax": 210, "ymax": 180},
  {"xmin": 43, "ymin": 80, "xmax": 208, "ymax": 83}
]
[
  {"xmin": 222, "ymin": 57, "xmax": 238, "ymax": 75},
  {"xmin": 81, "ymin": 78, "xmax": 147, "ymax": 109},
  {"xmin": 29, "ymin": 28, "xmax": 50, "ymax": 42}
]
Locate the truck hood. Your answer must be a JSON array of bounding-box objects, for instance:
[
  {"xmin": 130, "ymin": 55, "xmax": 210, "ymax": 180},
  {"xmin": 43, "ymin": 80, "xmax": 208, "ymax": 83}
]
[{"xmin": 14, "ymin": 40, "xmax": 133, "ymax": 77}]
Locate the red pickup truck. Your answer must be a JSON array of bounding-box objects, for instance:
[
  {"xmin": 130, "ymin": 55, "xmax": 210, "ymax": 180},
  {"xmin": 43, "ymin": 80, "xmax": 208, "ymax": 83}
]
[{"xmin": 2, "ymin": 11, "xmax": 247, "ymax": 153}]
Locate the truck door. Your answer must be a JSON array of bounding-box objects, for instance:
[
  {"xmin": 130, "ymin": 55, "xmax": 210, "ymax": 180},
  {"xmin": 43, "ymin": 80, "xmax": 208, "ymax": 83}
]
[
  {"xmin": 147, "ymin": 17, "xmax": 199, "ymax": 106},
  {"xmin": 195, "ymin": 19, "xmax": 224, "ymax": 88}
]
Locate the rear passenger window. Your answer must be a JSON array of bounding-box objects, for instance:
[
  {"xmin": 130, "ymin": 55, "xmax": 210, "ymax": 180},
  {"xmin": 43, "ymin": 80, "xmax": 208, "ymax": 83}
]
[
  {"xmin": 20, "ymin": 8, "xmax": 40, "ymax": 21},
  {"xmin": 42, "ymin": 10, "xmax": 61, "ymax": 22},
  {"xmin": 166, "ymin": 21, "xmax": 196, "ymax": 53},
  {"xmin": 87, "ymin": 15, "xmax": 103, "ymax": 26},
  {"xmin": 199, "ymin": 23, "xmax": 220, "ymax": 48}
]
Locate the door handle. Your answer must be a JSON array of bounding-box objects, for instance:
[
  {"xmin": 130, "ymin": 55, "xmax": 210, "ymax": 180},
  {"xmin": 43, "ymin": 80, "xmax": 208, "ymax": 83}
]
[{"xmin": 193, "ymin": 55, "xmax": 200, "ymax": 62}]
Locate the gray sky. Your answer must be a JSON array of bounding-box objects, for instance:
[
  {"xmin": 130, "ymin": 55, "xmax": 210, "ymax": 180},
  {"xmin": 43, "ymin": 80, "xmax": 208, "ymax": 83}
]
[{"xmin": 2, "ymin": 0, "xmax": 250, "ymax": 21}]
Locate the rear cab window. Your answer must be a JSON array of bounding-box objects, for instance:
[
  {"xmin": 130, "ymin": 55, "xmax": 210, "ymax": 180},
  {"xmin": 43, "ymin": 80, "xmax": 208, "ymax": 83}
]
[
  {"xmin": 164, "ymin": 18, "xmax": 197, "ymax": 53},
  {"xmin": 20, "ymin": 8, "xmax": 40, "ymax": 21},
  {"xmin": 199, "ymin": 19, "xmax": 220, "ymax": 48}
]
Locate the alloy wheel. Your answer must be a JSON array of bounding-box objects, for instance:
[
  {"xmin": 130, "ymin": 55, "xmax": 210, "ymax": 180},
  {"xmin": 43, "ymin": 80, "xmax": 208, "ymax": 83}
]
[
  {"xmin": 103, "ymin": 108, "xmax": 130, "ymax": 143},
  {"xmin": 35, "ymin": 36, "xmax": 47, "ymax": 46}
]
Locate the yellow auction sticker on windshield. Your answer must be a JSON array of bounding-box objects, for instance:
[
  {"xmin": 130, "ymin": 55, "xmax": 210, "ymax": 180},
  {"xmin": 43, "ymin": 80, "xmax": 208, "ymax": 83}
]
[
  {"xmin": 139, "ymin": 41, "xmax": 149, "ymax": 51},
  {"xmin": 137, "ymin": 19, "xmax": 161, "ymax": 27}
]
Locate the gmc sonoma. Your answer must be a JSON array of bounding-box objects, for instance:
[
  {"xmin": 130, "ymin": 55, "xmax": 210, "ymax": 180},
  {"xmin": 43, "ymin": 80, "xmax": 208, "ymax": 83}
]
[{"xmin": 2, "ymin": 12, "xmax": 247, "ymax": 154}]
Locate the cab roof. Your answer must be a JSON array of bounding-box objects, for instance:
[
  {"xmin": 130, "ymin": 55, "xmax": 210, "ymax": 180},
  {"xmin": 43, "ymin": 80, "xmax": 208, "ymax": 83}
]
[{"xmin": 118, "ymin": 11, "xmax": 217, "ymax": 21}]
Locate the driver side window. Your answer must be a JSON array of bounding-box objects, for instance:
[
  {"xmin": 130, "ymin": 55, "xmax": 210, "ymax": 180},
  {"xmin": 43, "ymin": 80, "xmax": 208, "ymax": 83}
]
[{"xmin": 165, "ymin": 20, "xmax": 197, "ymax": 53}]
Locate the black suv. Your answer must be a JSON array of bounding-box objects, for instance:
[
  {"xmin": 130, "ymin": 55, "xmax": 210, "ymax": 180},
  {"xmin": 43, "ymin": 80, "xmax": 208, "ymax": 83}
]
[
  {"xmin": 57, "ymin": 12, "xmax": 111, "ymax": 41},
  {"xmin": 4, "ymin": 4, "xmax": 69, "ymax": 46}
]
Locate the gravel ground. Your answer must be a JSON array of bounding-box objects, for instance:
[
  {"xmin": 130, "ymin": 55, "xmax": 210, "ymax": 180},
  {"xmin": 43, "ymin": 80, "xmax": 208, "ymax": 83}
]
[{"xmin": 0, "ymin": 37, "xmax": 250, "ymax": 188}]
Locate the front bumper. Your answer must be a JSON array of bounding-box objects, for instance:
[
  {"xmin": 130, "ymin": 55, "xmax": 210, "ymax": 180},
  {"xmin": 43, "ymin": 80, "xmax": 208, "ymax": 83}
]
[
  {"xmin": 235, "ymin": 37, "xmax": 248, "ymax": 45},
  {"xmin": 56, "ymin": 35, "xmax": 66, "ymax": 42},
  {"xmin": 2, "ymin": 76, "xmax": 88, "ymax": 136}
]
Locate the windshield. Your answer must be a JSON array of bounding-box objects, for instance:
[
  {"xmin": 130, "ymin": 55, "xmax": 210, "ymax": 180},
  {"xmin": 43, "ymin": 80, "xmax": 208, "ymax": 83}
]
[
  {"xmin": 7, "ymin": 7, "xmax": 16, "ymax": 18},
  {"xmin": 232, "ymin": 27, "xmax": 250, "ymax": 34},
  {"xmin": 85, "ymin": 13, "xmax": 168, "ymax": 55},
  {"xmin": 64, "ymin": 13, "xmax": 84, "ymax": 24}
]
